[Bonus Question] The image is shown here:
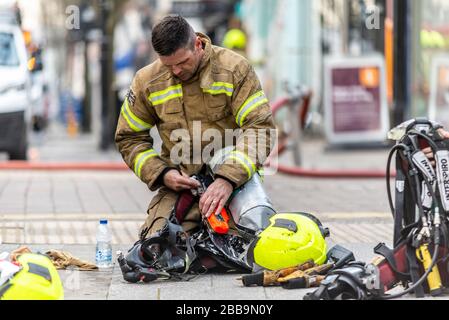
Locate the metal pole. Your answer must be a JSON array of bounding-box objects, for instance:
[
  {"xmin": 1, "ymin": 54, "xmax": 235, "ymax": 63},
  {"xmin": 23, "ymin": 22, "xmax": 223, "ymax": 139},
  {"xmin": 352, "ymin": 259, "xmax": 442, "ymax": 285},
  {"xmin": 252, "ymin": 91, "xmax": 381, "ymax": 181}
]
[
  {"xmin": 288, "ymin": 96, "xmax": 302, "ymax": 167},
  {"xmin": 341, "ymin": 0, "xmax": 350, "ymax": 55},
  {"xmin": 99, "ymin": 0, "xmax": 112, "ymax": 150},
  {"xmin": 393, "ymin": 0, "xmax": 412, "ymax": 126},
  {"xmin": 82, "ymin": 40, "xmax": 92, "ymax": 133},
  {"xmin": 374, "ymin": 0, "xmax": 386, "ymax": 54}
]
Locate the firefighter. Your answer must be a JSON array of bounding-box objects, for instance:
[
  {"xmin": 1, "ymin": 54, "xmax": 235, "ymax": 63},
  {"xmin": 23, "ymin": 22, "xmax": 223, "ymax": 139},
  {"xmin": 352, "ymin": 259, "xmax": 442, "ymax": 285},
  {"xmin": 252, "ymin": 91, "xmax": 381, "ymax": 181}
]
[{"xmin": 115, "ymin": 15, "xmax": 276, "ymax": 240}]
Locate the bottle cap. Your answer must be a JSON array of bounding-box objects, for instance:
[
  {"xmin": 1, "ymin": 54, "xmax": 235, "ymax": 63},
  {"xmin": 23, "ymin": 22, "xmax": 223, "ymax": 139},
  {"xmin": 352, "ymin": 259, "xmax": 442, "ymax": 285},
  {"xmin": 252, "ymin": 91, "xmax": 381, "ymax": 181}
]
[{"xmin": 100, "ymin": 219, "xmax": 108, "ymax": 225}]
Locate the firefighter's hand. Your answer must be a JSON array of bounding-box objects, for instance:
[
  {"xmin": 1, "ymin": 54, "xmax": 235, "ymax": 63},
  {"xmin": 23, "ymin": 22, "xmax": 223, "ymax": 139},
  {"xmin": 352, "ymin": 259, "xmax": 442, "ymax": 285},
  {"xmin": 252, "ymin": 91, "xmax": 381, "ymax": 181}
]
[
  {"xmin": 163, "ymin": 170, "xmax": 200, "ymax": 192},
  {"xmin": 423, "ymin": 147, "xmax": 436, "ymax": 167},
  {"xmin": 438, "ymin": 129, "xmax": 449, "ymax": 139},
  {"xmin": 199, "ymin": 178, "xmax": 233, "ymax": 218},
  {"xmin": 424, "ymin": 129, "xmax": 449, "ymax": 166}
]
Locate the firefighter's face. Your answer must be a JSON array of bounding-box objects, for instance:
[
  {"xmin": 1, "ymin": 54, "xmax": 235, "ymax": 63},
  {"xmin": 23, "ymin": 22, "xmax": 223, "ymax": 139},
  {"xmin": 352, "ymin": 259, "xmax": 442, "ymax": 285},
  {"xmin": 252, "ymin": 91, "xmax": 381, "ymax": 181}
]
[{"xmin": 160, "ymin": 37, "xmax": 204, "ymax": 82}]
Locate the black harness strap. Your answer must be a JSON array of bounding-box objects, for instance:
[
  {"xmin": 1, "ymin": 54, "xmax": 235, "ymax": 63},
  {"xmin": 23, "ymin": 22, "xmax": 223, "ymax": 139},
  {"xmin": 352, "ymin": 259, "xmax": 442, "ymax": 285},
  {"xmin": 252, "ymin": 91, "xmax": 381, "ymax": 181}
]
[
  {"xmin": 394, "ymin": 156, "xmax": 406, "ymax": 246},
  {"xmin": 406, "ymin": 245, "xmax": 425, "ymax": 298}
]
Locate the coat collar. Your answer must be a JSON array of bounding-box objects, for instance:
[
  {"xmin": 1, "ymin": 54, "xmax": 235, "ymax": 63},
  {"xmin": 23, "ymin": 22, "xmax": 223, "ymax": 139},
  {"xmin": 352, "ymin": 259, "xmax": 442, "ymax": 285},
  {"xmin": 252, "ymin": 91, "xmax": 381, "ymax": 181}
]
[{"xmin": 196, "ymin": 33, "xmax": 220, "ymax": 89}]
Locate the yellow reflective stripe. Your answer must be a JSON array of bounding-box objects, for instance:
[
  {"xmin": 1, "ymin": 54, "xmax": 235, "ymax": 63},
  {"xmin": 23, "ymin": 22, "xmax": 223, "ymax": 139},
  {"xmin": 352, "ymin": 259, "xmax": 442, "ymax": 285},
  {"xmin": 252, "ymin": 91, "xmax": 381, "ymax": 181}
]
[
  {"xmin": 121, "ymin": 99, "xmax": 153, "ymax": 132},
  {"xmin": 228, "ymin": 156, "xmax": 251, "ymax": 179},
  {"xmin": 214, "ymin": 82, "xmax": 233, "ymax": 89},
  {"xmin": 203, "ymin": 82, "xmax": 234, "ymax": 97},
  {"xmin": 148, "ymin": 85, "xmax": 183, "ymax": 106},
  {"xmin": 134, "ymin": 149, "xmax": 159, "ymax": 178},
  {"xmin": 227, "ymin": 151, "xmax": 256, "ymax": 179},
  {"xmin": 236, "ymin": 91, "xmax": 269, "ymax": 126}
]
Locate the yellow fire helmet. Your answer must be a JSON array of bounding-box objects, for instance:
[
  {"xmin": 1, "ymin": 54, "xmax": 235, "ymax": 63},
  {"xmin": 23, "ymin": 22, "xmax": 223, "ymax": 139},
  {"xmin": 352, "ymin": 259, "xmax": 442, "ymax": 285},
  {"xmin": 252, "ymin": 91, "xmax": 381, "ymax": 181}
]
[
  {"xmin": 0, "ymin": 253, "xmax": 64, "ymax": 300},
  {"xmin": 248, "ymin": 213, "xmax": 330, "ymax": 271},
  {"xmin": 222, "ymin": 29, "xmax": 247, "ymax": 50}
]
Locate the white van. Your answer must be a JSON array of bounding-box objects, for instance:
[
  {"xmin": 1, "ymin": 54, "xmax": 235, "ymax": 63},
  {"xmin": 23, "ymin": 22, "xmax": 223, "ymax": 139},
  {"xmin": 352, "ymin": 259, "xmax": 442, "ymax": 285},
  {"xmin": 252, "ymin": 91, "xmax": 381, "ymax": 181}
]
[{"xmin": 0, "ymin": 22, "xmax": 30, "ymax": 160}]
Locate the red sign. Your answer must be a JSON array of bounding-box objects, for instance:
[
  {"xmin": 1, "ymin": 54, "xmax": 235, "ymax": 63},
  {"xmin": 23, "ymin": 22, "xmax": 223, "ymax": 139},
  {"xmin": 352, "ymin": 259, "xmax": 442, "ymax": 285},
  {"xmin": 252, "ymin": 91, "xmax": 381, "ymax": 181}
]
[
  {"xmin": 324, "ymin": 55, "xmax": 389, "ymax": 145},
  {"xmin": 331, "ymin": 67, "xmax": 382, "ymax": 133}
]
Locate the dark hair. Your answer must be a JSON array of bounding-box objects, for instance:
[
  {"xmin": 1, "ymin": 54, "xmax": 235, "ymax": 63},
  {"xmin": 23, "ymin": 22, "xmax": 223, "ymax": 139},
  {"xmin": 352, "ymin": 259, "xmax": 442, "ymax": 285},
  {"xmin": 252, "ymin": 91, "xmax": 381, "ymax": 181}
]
[{"xmin": 151, "ymin": 15, "xmax": 196, "ymax": 56}]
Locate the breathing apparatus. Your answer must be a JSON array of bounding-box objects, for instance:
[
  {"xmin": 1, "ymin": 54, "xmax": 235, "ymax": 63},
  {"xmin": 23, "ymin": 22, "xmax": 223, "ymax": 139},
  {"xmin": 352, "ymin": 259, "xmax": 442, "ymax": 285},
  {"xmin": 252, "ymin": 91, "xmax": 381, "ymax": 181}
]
[
  {"xmin": 306, "ymin": 118, "xmax": 449, "ymax": 300},
  {"xmin": 119, "ymin": 147, "xmax": 329, "ymax": 282},
  {"xmin": 379, "ymin": 118, "xmax": 449, "ymax": 299},
  {"xmin": 206, "ymin": 147, "xmax": 328, "ymax": 271}
]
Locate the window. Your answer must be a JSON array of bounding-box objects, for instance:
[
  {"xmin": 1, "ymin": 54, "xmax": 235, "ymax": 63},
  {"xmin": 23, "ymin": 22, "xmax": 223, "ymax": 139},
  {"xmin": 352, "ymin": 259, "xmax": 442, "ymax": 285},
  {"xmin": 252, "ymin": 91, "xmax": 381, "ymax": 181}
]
[{"xmin": 0, "ymin": 32, "xmax": 19, "ymax": 66}]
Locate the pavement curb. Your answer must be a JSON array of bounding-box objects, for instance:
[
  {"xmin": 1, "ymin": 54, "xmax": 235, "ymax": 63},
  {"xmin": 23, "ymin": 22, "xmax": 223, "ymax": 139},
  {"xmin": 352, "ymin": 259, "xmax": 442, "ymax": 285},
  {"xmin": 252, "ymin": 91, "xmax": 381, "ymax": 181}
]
[
  {"xmin": 0, "ymin": 161, "xmax": 395, "ymax": 180},
  {"xmin": 0, "ymin": 162, "xmax": 128, "ymax": 171},
  {"xmin": 0, "ymin": 212, "xmax": 392, "ymax": 221}
]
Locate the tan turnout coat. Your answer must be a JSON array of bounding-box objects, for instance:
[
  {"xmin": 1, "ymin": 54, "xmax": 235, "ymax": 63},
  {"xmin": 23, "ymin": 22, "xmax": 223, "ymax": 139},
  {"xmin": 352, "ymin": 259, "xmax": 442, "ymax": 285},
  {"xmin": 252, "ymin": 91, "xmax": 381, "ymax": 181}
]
[{"xmin": 115, "ymin": 33, "xmax": 275, "ymax": 238}]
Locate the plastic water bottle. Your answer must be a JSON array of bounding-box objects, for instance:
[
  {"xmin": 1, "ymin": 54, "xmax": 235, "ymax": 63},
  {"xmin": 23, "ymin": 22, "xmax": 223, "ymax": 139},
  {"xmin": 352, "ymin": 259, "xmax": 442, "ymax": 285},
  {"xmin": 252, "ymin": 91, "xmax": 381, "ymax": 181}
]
[{"xmin": 95, "ymin": 220, "xmax": 113, "ymax": 269}]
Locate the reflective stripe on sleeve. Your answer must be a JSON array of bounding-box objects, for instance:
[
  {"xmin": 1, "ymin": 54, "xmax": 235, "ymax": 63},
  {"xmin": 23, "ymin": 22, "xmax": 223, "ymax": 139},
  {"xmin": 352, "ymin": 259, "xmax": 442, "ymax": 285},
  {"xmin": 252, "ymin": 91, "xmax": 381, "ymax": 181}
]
[
  {"xmin": 134, "ymin": 149, "xmax": 159, "ymax": 178},
  {"xmin": 148, "ymin": 85, "xmax": 183, "ymax": 106},
  {"xmin": 236, "ymin": 91, "xmax": 269, "ymax": 127},
  {"xmin": 121, "ymin": 99, "xmax": 153, "ymax": 132},
  {"xmin": 227, "ymin": 150, "xmax": 257, "ymax": 180},
  {"xmin": 203, "ymin": 82, "xmax": 234, "ymax": 97}
]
